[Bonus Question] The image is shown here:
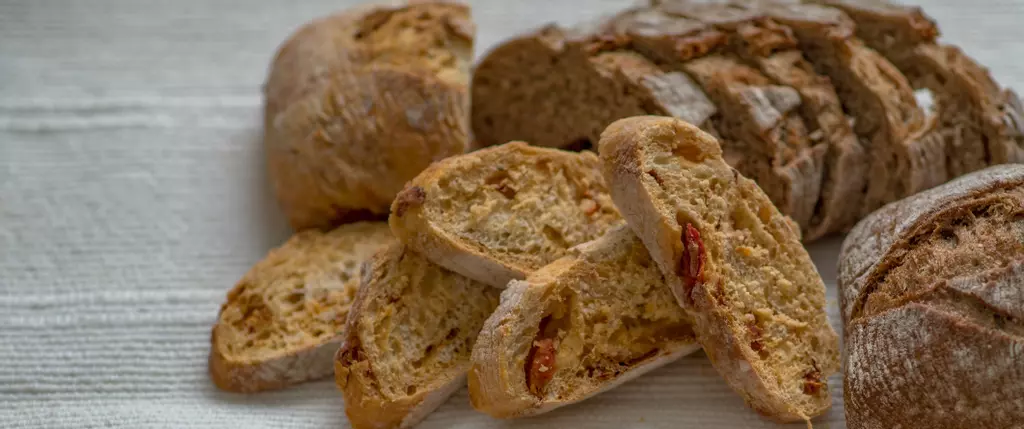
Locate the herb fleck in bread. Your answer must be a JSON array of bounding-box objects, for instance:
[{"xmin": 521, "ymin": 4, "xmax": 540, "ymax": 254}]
[
  {"xmin": 599, "ymin": 116, "xmax": 838, "ymax": 422},
  {"xmin": 264, "ymin": 2, "xmax": 474, "ymax": 230},
  {"xmin": 209, "ymin": 222, "xmax": 393, "ymax": 393},
  {"xmin": 469, "ymin": 225, "xmax": 699, "ymax": 417},
  {"xmin": 334, "ymin": 244, "xmax": 500, "ymax": 429},
  {"xmin": 389, "ymin": 142, "xmax": 622, "ymax": 288}
]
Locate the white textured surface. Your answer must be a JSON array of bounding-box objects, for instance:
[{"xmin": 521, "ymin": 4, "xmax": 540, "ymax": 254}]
[{"xmin": 1, "ymin": 0, "xmax": 1021, "ymax": 427}]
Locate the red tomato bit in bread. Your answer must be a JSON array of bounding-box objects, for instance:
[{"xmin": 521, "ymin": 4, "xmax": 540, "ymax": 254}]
[
  {"xmin": 679, "ymin": 223, "xmax": 706, "ymax": 305},
  {"xmin": 526, "ymin": 338, "xmax": 556, "ymax": 396}
]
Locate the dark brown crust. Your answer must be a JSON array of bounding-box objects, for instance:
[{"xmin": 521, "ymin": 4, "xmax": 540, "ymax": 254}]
[
  {"xmin": 839, "ymin": 165, "xmax": 1024, "ymax": 429},
  {"xmin": 392, "ymin": 186, "xmax": 427, "ymax": 218}
]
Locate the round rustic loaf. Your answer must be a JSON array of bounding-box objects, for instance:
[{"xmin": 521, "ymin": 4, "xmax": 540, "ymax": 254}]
[
  {"xmin": 838, "ymin": 164, "xmax": 1024, "ymax": 429},
  {"xmin": 264, "ymin": 1, "xmax": 474, "ymax": 231}
]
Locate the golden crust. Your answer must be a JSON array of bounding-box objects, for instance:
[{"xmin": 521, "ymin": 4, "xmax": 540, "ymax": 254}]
[{"xmin": 264, "ymin": 2, "xmax": 474, "ymax": 231}]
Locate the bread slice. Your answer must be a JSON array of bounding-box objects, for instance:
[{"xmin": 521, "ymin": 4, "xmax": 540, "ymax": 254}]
[
  {"xmin": 389, "ymin": 142, "xmax": 622, "ymax": 288},
  {"xmin": 334, "ymin": 244, "xmax": 500, "ymax": 429},
  {"xmin": 599, "ymin": 116, "xmax": 839, "ymax": 422},
  {"xmin": 469, "ymin": 225, "xmax": 700, "ymax": 417},
  {"xmin": 209, "ymin": 222, "xmax": 393, "ymax": 393}
]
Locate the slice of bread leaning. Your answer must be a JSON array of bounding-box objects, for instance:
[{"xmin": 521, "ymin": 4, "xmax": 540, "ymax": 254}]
[
  {"xmin": 209, "ymin": 222, "xmax": 393, "ymax": 392},
  {"xmin": 469, "ymin": 225, "xmax": 700, "ymax": 417},
  {"xmin": 334, "ymin": 244, "xmax": 500, "ymax": 429},
  {"xmin": 598, "ymin": 116, "xmax": 839, "ymax": 423},
  {"xmin": 389, "ymin": 141, "xmax": 622, "ymax": 288}
]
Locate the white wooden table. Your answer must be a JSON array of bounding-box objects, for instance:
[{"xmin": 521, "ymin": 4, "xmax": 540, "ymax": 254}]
[{"xmin": 2, "ymin": 1, "xmax": 1022, "ymax": 427}]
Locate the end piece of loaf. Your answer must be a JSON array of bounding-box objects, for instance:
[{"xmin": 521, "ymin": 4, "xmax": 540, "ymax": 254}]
[
  {"xmin": 209, "ymin": 222, "xmax": 393, "ymax": 393},
  {"xmin": 389, "ymin": 141, "xmax": 622, "ymax": 288},
  {"xmin": 264, "ymin": 1, "xmax": 474, "ymax": 230},
  {"xmin": 599, "ymin": 116, "xmax": 838, "ymax": 422},
  {"xmin": 334, "ymin": 244, "xmax": 500, "ymax": 429},
  {"xmin": 839, "ymin": 164, "xmax": 1024, "ymax": 429},
  {"xmin": 469, "ymin": 225, "xmax": 699, "ymax": 417}
]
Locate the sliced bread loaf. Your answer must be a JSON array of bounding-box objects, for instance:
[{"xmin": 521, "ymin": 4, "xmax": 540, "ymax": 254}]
[
  {"xmin": 334, "ymin": 244, "xmax": 500, "ymax": 429},
  {"xmin": 653, "ymin": 1, "xmax": 867, "ymax": 239},
  {"xmin": 471, "ymin": 21, "xmax": 717, "ymax": 150},
  {"xmin": 470, "ymin": 4, "xmax": 854, "ymax": 239},
  {"xmin": 389, "ymin": 142, "xmax": 622, "ymax": 288},
  {"xmin": 749, "ymin": 1, "xmax": 929, "ymax": 215},
  {"xmin": 469, "ymin": 225, "xmax": 699, "ymax": 417},
  {"xmin": 209, "ymin": 222, "xmax": 393, "ymax": 393},
  {"xmin": 611, "ymin": 7, "xmax": 825, "ymax": 232},
  {"xmin": 814, "ymin": 0, "xmax": 1024, "ymax": 173},
  {"xmin": 599, "ymin": 116, "xmax": 838, "ymax": 422}
]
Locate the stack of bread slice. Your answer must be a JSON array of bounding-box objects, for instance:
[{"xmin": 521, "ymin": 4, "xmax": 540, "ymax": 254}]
[
  {"xmin": 337, "ymin": 115, "xmax": 835, "ymax": 426},
  {"xmin": 211, "ymin": 114, "xmax": 839, "ymax": 427},
  {"xmin": 472, "ymin": 0, "xmax": 1024, "ymax": 241}
]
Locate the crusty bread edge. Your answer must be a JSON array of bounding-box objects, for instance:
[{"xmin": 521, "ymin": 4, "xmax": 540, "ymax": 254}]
[
  {"xmin": 334, "ymin": 244, "xmax": 472, "ymax": 429},
  {"xmin": 468, "ymin": 280, "xmax": 543, "ymax": 417},
  {"xmin": 838, "ymin": 164, "xmax": 1024, "ymax": 324},
  {"xmin": 597, "ymin": 118, "xmax": 688, "ymax": 306},
  {"xmin": 391, "ymin": 141, "xmax": 605, "ymax": 288},
  {"xmin": 209, "ymin": 327, "xmax": 341, "ymax": 393},
  {"xmin": 515, "ymin": 343, "xmax": 701, "ymax": 418},
  {"xmin": 390, "ymin": 205, "xmax": 526, "ymax": 288}
]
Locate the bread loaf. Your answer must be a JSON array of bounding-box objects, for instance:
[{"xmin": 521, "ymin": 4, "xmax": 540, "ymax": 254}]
[
  {"xmin": 469, "ymin": 225, "xmax": 699, "ymax": 417},
  {"xmin": 600, "ymin": 116, "xmax": 839, "ymax": 423},
  {"xmin": 389, "ymin": 141, "xmax": 621, "ymax": 288},
  {"xmin": 473, "ymin": 0, "xmax": 1020, "ymax": 240},
  {"xmin": 838, "ymin": 164, "xmax": 1024, "ymax": 429},
  {"xmin": 264, "ymin": 2, "xmax": 474, "ymax": 231},
  {"xmin": 334, "ymin": 244, "xmax": 500, "ymax": 429},
  {"xmin": 209, "ymin": 222, "xmax": 393, "ymax": 392}
]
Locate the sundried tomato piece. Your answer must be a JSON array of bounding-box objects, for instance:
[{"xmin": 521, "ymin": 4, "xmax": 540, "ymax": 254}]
[
  {"xmin": 678, "ymin": 223, "xmax": 706, "ymax": 305},
  {"xmin": 526, "ymin": 338, "xmax": 556, "ymax": 395}
]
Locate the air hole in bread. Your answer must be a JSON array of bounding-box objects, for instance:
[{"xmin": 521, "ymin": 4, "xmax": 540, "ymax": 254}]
[
  {"xmin": 563, "ymin": 138, "xmax": 593, "ymax": 152},
  {"xmin": 484, "ymin": 169, "xmax": 517, "ymax": 199},
  {"xmin": 542, "ymin": 225, "xmax": 569, "ymax": 249},
  {"xmin": 647, "ymin": 170, "xmax": 667, "ymax": 188},
  {"xmin": 285, "ymin": 291, "xmax": 303, "ymax": 305}
]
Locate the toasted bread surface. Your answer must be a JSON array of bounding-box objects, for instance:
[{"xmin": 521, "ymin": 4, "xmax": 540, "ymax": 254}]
[
  {"xmin": 469, "ymin": 225, "xmax": 699, "ymax": 417},
  {"xmin": 334, "ymin": 244, "xmax": 500, "ymax": 429},
  {"xmin": 389, "ymin": 142, "xmax": 622, "ymax": 288},
  {"xmin": 210, "ymin": 222, "xmax": 393, "ymax": 393}
]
